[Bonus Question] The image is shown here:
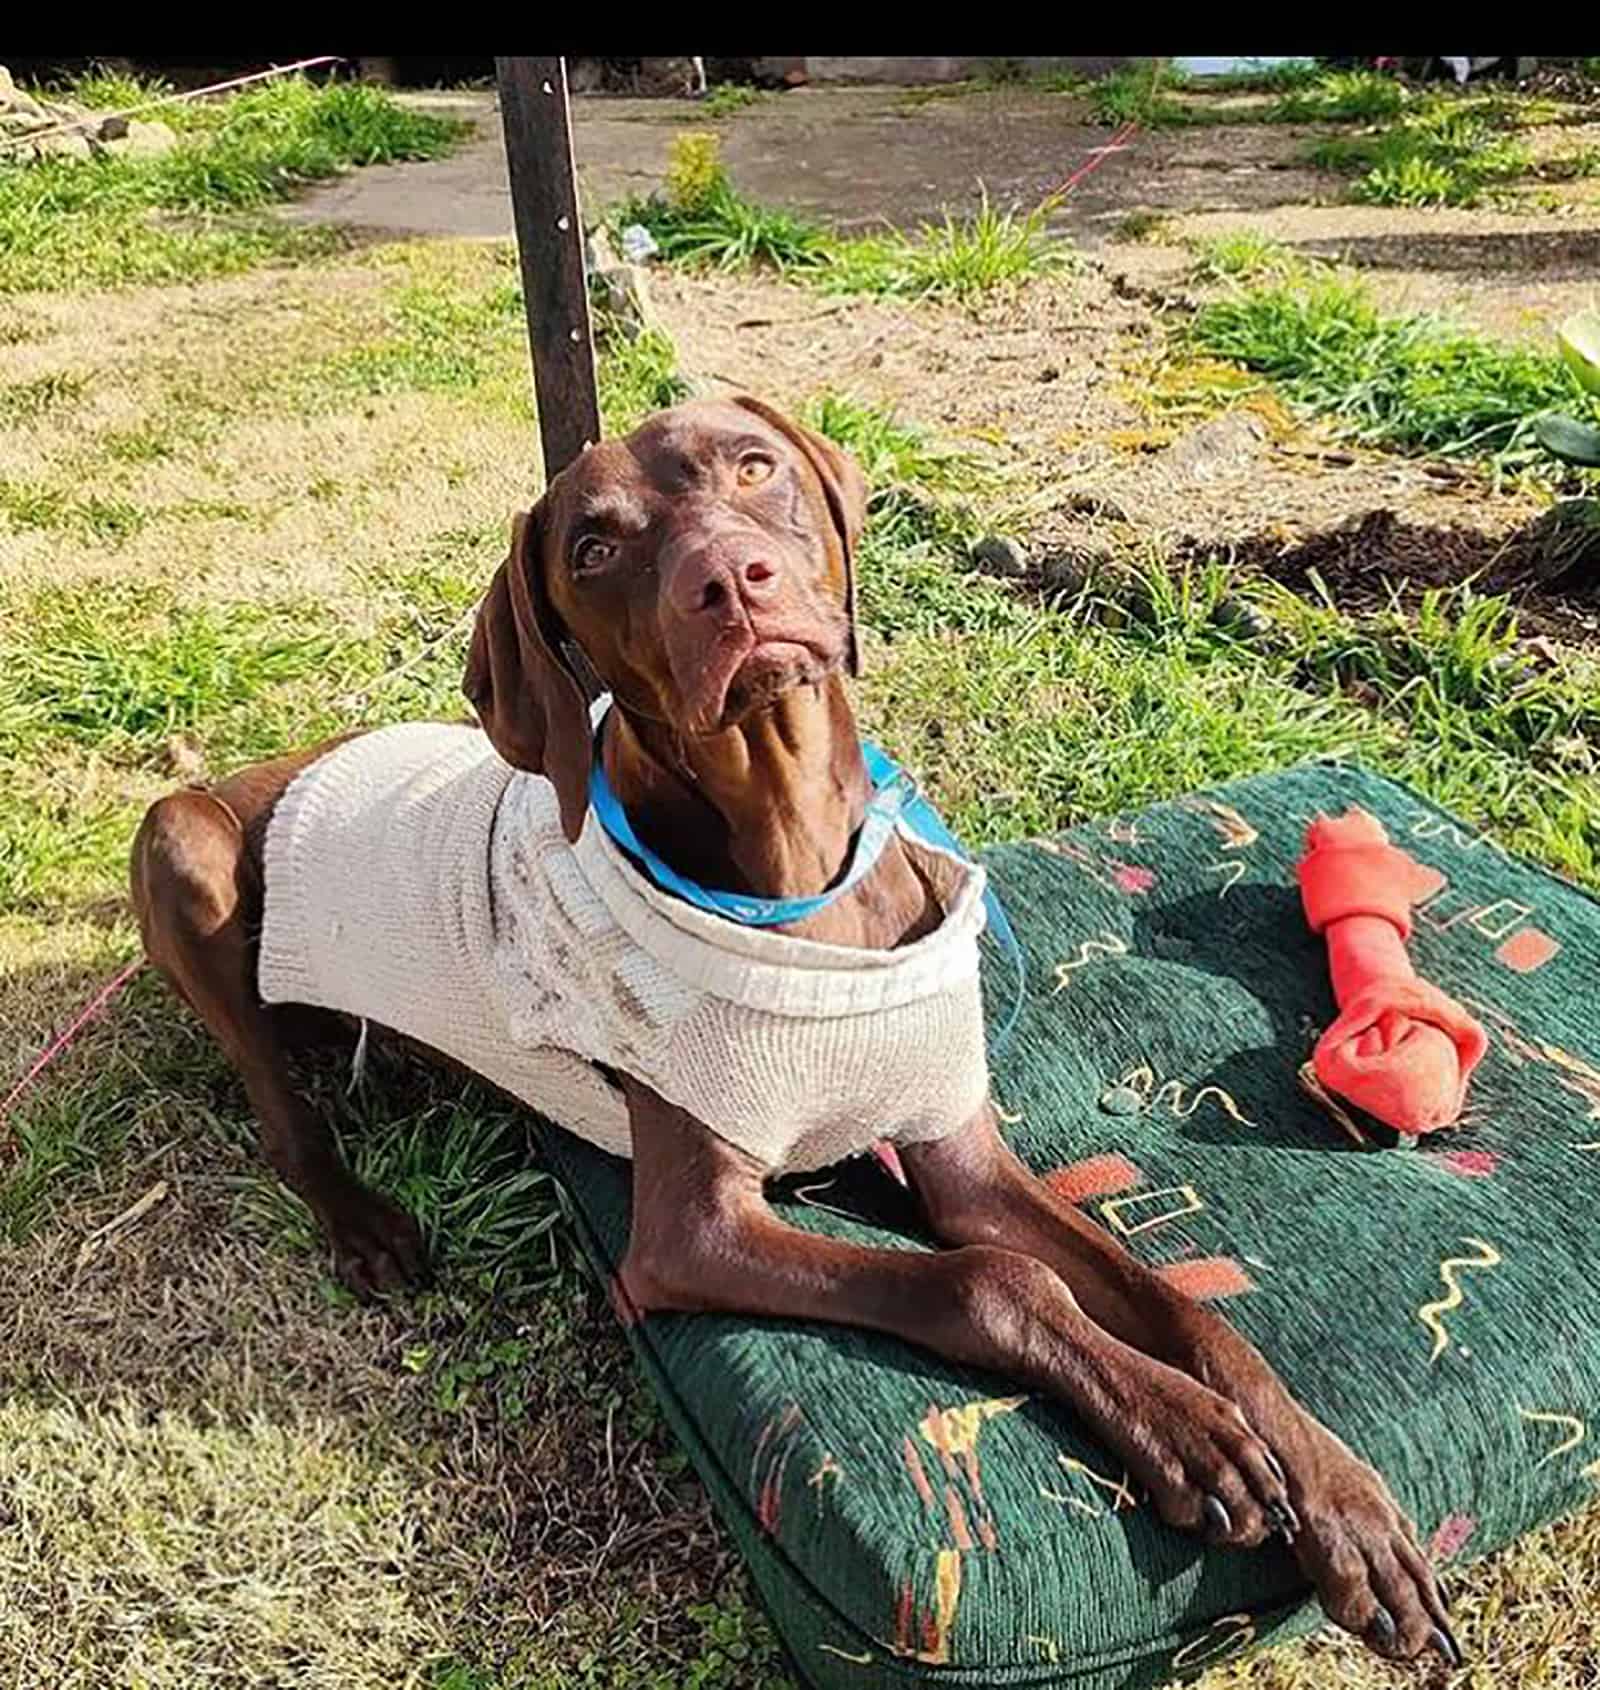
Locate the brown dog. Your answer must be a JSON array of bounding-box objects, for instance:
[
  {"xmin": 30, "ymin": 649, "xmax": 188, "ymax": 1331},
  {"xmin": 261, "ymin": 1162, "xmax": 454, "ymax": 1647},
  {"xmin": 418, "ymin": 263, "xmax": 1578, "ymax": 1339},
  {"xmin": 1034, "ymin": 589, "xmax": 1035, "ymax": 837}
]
[{"xmin": 130, "ymin": 397, "xmax": 1457, "ymax": 1666}]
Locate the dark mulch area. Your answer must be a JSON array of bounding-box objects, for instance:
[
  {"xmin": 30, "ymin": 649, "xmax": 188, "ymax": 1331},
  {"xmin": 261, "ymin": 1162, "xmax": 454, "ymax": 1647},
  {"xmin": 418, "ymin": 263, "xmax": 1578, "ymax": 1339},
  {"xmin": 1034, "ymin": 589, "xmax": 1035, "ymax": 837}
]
[{"xmin": 1196, "ymin": 507, "xmax": 1600, "ymax": 646}]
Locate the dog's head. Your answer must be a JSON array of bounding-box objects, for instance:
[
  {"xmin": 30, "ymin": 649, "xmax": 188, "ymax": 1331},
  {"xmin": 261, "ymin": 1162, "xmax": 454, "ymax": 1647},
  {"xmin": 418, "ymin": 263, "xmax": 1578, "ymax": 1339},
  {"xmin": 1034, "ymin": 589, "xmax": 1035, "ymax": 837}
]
[{"xmin": 463, "ymin": 396, "xmax": 868, "ymax": 839}]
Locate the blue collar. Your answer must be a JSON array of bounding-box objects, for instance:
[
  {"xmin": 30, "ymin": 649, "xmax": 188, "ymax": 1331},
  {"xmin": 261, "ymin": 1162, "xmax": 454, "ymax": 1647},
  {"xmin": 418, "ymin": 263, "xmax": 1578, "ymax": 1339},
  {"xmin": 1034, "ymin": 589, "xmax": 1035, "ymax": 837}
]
[{"xmin": 587, "ymin": 708, "xmax": 1026, "ymax": 1048}]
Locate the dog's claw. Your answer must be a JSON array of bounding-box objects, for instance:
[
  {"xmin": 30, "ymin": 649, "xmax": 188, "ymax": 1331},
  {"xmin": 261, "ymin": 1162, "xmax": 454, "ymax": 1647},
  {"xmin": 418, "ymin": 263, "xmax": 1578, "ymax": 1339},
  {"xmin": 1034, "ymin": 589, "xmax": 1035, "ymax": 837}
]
[
  {"xmin": 1366, "ymin": 1606, "xmax": 1398, "ymax": 1653},
  {"xmin": 1202, "ymin": 1494, "xmax": 1233, "ymax": 1542},
  {"xmin": 1263, "ymin": 1449, "xmax": 1287, "ymax": 1486},
  {"xmin": 1430, "ymin": 1625, "xmax": 1464, "ymax": 1669},
  {"xmin": 1270, "ymin": 1500, "xmax": 1301, "ymax": 1541}
]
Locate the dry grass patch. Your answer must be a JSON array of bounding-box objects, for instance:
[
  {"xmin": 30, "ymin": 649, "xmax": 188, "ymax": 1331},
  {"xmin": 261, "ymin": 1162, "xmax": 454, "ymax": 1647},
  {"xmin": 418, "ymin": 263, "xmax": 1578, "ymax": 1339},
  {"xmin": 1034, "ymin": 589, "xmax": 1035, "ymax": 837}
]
[
  {"xmin": 0, "ymin": 1115, "xmax": 772, "ymax": 1690},
  {"xmin": 1, "ymin": 249, "xmax": 538, "ymax": 614},
  {"xmin": 1207, "ymin": 1505, "xmax": 1600, "ymax": 1689},
  {"xmin": 0, "ymin": 1398, "xmax": 439, "ymax": 1690}
]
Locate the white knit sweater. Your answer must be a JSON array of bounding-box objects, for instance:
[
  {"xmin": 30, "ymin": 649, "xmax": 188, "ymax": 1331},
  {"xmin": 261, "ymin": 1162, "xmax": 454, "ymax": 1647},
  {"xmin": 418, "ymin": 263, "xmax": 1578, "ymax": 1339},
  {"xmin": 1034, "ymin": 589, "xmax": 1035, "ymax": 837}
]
[{"xmin": 257, "ymin": 718, "xmax": 992, "ymax": 1172}]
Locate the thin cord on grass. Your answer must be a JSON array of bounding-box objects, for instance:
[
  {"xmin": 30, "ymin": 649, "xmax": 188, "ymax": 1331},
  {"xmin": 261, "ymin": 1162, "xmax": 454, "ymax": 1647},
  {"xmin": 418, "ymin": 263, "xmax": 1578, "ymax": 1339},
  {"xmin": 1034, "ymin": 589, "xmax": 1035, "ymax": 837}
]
[{"xmin": 0, "ymin": 57, "xmax": 342, "ymax": 155}]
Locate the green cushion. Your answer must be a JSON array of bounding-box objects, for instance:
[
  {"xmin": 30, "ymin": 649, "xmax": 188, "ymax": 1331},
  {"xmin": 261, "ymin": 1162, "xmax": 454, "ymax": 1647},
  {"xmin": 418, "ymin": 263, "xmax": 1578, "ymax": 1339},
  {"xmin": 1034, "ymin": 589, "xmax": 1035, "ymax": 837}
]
[{"xmin": 538, "ymin": 762, "xmax": 1600, "ymax": 1688}]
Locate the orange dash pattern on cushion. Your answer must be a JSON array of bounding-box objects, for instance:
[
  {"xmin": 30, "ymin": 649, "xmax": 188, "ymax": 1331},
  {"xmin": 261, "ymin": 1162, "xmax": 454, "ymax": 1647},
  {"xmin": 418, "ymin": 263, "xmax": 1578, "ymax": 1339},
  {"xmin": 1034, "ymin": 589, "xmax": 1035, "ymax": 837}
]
[
  {"xmin": 1496, "ymin": 929, "xmax": 1561, "ymax": 974},
  {"xmin": 1156, "ymin": 1256, "xmax": 1255, "ymax": 1301},
  {"xmin": 1045, "ymin": 1153, "xmax": 1143, "ymax": 1205}
]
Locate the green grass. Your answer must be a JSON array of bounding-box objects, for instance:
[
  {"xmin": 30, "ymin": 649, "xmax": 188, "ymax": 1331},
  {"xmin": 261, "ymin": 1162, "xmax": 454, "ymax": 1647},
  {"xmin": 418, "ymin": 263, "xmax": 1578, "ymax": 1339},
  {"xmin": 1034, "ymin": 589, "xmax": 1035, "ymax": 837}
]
[
  {"xmin": 1290, "ymin": 86, "xmax": 1582, "ymax": 204},
  {"xmin": 1191, "ymin": 59, "xmax": 1323, "ymax": 95},
  {"xmin": 1191, "ymin": 277, "xmax": 1598, "ymax": 470},
  {"xmin": 698, "ymin": 83, "xmax": 764, "ymax": 119},
  {"xmin": 0, "ymin": 477, "xmax": 147, "ymax": 544},
  {"xmin": 663, "ymin": 191, "xmax": 829, "ymax": 273},
  {"xmin": 617, "ymin": 182, "xmax": 831, "ymax": 275},
  {"xmin": 427, "ymin": 1593, "xmax": 789, "ymax": 1690},
  {"xmin": 0, "ymin": 779, "xmax": 135, "ymax": 918},
  {"xmin": 3, "ymin": 371, "xmax": 89, "ymax": 420},
  {"xmin": 324, "ymin": 278, "xmax": 526, "ymax": 398},
  {"xmin": 802, "ymin": 391, "xmax": 984, "ymax": 546},
  {"xmin": 1088, "ymin": 60, "xmax": 1192, "ymax": 128},
  {"xmin": 898, "ymin": 63, "xmax": 1090, "ymax": 99},
  {"xmin": 855, "ymin": 542, "xmax": 1600, "ymax": 881},
  {"xmin": 0, "ymin": 74, "xmax": 465, "ymax": 292},
  {"xmin": 620, "ymin": 137, "xmax": 829, "ymax": 273},
  {"xmin": 1304, "ymin": 101, "xmax": 1534, "ymax": 206},
  {"xmin": 237, "ymin": 1087, "xmax": 578, "ymax": 1307},
  {"xmin": 12, "ymin": 459, "xmax": 1575, "ymax": 920},
  {"xmin": 0, "ymin": 586, "xmax": 341, "ymax": 765},
  {"xmin": 619, "ymin": 184, "xmax": 1068, "ymax": 299},
  {"xmin": 1542, "ymin": 145, "xmax": 1600, "ymax": 182},
  {"xmin": 0, "ymin": 281, "xmax": 696, "ymax": 922},
  {"xmin": 294, "ymin": 258, "xmax": 687, "ymax": 430},
  {"xmin": 1272, "ymin": 68, "xmax": 1409, "ymax": 123},
  {"xmin": 0, "ymin": 976, "xmax": 215, "ymax": 1240},
  {"xmin": 819, "ymin": 193, "xmax": 1069, "ymax": 301},
  {"xmin": 1285, "ymin": 582, "xmax": 1600, "ymax": 753},
  {"xmin": 97, "ymin": 425, "xmax": 179, "ymax": 466},
  {"xmin": 617, "ymin": 146, "xmax": 1068, "ymax": 302},
  {"xmin": 1190, "ymin": 233, "xmax": 1306, "ymax": 285},
  {"xmin": 597, "ymin": 321, "xmax": 690, "ymax": 435},
  {"xmin": 1074, "ymin": 59, "xmax": 1338, "ymax": 129},
  {"xmin": 7, "ymin": 219, "xmax": 1600, "ymax": 1686},
  {"xmin": 1114, "ymin": 208, "xmax": 1169, "ymax": 242}
]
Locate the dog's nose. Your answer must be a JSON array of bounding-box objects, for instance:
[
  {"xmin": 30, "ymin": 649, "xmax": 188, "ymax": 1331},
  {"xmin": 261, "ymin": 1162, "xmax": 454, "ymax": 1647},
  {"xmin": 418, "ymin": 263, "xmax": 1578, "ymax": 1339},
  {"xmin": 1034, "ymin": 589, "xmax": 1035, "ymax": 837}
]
[{"xmin": 673, "ymin": 551, "xmax": 782, "ymax": 618}]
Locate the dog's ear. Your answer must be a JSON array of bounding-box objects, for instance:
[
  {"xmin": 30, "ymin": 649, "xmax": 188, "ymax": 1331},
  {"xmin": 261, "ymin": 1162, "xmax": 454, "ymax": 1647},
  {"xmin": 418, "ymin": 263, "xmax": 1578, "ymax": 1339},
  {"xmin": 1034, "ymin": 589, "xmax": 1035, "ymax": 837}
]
[
  {"xmin": 463, "ymin": 503, "xmax": 593, "ymax": 841},
  {"xmin": 730, "ymin": 395, "xmax": 869, "ymax": 674}
]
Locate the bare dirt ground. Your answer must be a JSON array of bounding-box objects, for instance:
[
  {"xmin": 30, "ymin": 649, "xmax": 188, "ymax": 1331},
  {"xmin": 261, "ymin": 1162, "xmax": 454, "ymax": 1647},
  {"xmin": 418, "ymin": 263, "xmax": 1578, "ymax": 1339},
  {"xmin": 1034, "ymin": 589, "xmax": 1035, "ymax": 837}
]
[
  {"xmin": 646, "ymin": 264, "xmax": 1600, "ymax": 651},
  {"xmin": 647, "ymin": 263, "xmax": 1538, "ymax": 541}
]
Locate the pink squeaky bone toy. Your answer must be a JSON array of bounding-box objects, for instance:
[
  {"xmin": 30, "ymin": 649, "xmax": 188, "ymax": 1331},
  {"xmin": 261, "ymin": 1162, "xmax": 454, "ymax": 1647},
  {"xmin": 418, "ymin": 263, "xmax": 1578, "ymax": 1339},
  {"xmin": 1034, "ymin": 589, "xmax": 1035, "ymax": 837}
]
[{"xmin": 1297, "ymin": 807, "xmax": 1488, "ymax": 1137}]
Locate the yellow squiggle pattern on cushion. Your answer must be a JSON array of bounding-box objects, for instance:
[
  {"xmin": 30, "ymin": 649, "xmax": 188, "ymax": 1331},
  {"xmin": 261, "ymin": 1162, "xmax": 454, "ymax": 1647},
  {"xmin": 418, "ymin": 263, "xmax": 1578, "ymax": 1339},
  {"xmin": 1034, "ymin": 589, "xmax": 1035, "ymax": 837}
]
[
  {"xmin": 1053, "ymin": 934, "xmax": 1129, "ymax": 992},
  {"xmin": 1418, "ymin": 1238, "xmax": 1503, "ymax": 1363},
  {"xmin": 1118, "ymin": 1063, "xmax": 1256, "ymax": 1128},
  {"xmin": 1517, "ymin": 1407, "xmax": 1587, "ymax": 1468}
]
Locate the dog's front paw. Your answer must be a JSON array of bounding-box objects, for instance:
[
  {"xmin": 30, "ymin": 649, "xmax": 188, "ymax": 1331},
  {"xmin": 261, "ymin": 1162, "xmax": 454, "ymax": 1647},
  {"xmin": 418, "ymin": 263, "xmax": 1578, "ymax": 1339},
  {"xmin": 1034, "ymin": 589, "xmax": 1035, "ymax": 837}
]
[
  {"xmin": 318, "ymin": 1178, "xmax": 428, "ymax": 1299},
  {"xmin": 1108, "ymin": 1360, "xmax": 1299, "ymax": 1550},
  {"xmin": 1290, "ymin": 1428, "xmax": 1460, "ymax": 1666}
]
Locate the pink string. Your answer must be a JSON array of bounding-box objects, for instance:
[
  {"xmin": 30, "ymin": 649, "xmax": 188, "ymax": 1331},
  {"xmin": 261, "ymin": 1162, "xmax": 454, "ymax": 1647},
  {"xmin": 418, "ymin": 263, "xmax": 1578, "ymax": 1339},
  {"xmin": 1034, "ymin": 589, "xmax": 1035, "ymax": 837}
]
[
  {"xmin": 1050, "ymin": 118, "xmax": 1141, "ymax": 201},
  {"xmin": 1, "ymin": 958, "xmax": 145, "ymax": 1134}
]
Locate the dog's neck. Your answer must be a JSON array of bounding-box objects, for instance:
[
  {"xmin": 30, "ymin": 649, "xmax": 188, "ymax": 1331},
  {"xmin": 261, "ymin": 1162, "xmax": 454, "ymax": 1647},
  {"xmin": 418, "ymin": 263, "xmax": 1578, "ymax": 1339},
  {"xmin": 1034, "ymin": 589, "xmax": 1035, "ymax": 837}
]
[{"xmin": 602, "ymin": 676, "xmax": 871, "ymax": 901}]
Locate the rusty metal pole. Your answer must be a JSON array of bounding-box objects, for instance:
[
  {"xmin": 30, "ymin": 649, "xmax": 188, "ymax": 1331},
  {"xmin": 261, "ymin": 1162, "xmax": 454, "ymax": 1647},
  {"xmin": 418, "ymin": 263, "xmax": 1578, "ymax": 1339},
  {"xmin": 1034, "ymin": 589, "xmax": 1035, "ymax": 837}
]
[{"xmin": 495, "ymin": 57, "xmax": 601, "ymax": 484}]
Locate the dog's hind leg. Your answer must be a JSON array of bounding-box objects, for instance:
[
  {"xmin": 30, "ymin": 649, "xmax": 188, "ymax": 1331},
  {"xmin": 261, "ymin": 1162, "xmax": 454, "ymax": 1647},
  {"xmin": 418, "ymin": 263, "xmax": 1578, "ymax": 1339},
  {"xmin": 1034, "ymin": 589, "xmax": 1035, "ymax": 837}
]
[{"xmin": 130, "ymin": 774, "xmax": 426, "ymax": 1298}]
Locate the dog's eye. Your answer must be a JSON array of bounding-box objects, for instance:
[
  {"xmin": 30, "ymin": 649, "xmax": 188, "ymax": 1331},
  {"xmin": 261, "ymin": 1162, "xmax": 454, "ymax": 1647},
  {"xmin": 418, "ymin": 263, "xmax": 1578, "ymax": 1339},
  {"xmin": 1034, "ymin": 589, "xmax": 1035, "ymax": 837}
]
[
  {"xmin": 737, "ymin": 454, "xmax": 776, "ymax": 487},
  {"xmin": 572, "ymin": 536, "xmax": 619, "ymax": 573}
]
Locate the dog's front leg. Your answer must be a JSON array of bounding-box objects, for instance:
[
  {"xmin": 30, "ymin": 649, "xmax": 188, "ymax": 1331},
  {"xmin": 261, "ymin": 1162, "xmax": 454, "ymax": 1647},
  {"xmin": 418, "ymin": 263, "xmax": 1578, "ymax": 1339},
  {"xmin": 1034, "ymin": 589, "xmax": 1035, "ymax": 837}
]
[
  {"xmin": 903, "ymin": 1107, "xmax": 1459, "ymax": 1666},
  {"xmin": 614, "ymin": 1082, "xmax": 1293, "ymax": 1552}
]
